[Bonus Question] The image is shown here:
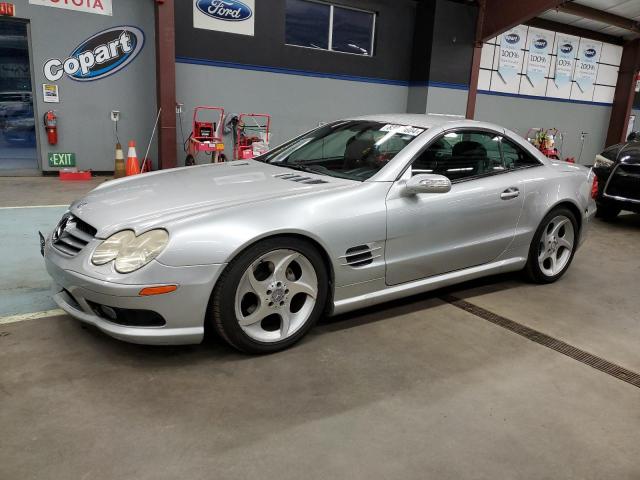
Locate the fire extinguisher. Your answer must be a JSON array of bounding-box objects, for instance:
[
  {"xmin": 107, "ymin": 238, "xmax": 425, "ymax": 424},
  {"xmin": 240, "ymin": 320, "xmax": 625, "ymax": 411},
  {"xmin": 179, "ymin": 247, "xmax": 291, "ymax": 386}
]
[{"xmin": 44, "ymin": 110, "xmax": 58, "ymax": 145}]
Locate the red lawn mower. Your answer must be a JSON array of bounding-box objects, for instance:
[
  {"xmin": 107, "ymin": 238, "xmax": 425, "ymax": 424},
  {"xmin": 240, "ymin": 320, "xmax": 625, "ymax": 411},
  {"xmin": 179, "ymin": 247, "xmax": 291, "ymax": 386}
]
[
  {"xmin": 184, "ymin": 106, "xmax": 226, "ymax": 166},
  {"xmin": 233, "ymin": 113, "xmax": 271, "ymax": 160}
]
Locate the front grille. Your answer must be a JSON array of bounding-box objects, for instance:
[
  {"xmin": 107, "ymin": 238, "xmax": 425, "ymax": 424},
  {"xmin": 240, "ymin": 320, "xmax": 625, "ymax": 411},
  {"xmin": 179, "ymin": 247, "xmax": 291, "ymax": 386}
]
[
  {"xmin": 605, "ymin": 164, "xmax": 640, "ymax": 202},
  {"xmin": 52, "ymin": 214, "xmax": 97, "ymax": 256}
]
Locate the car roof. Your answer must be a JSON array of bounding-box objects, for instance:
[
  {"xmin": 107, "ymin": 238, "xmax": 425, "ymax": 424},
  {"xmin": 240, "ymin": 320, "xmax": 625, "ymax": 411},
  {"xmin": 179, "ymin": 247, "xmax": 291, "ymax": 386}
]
[{"xmin": 346, "ymin": 113, "xmax": 479, "ymax": 129}]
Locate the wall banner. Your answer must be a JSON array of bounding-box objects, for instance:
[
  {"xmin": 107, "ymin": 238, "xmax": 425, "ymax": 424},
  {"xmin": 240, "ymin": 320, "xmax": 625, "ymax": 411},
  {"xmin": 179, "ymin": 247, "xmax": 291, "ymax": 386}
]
[
  {"xmin": 498, "ymin": 28, "xmax": 526, "ymax": 83},
  {"xmin": 29, "ymin": 0, "xmax": 112, "ymax": 16},
  {"xmin": 193, "ymin": 0, "xmax": 255, "ymax": 36},
  {"xmin": 526, "ymin": 30, "xmax": 552, "ymax": 87},
  {"xmin": 555, "ymin": 36, "xmax": 578, "ymax": 88},
  {"xmin": 43, "ymin": 26, "xmax": 145, "ymax": 82},
  {"xmin": 574, "ymin": 41, "xmax": 601, "ymax": 92}
]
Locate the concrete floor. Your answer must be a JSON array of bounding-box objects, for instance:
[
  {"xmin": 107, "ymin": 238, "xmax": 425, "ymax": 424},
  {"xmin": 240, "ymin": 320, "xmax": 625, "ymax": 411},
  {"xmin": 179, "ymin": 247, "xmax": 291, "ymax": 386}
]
[{"xmin": 1, "ymin": 177, "xmax": 639, "ymax": 479}]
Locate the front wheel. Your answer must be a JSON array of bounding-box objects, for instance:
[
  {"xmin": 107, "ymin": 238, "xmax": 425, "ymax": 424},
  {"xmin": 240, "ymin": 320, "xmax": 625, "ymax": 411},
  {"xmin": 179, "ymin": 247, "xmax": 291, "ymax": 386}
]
[
  {"xmin": 525, "ymin": 207, "xmax": 578, "ymax": 283},
  {"xmin": 210, "ymin": 238, "xmax": 328, "ymax": 354}
]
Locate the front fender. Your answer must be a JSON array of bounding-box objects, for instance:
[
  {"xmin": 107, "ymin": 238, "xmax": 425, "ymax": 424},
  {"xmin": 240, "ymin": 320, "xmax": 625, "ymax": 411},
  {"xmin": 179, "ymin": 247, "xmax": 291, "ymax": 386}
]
[{"xmin": 156, "ymin": 182, "xmax": 391, "ymax": 288}]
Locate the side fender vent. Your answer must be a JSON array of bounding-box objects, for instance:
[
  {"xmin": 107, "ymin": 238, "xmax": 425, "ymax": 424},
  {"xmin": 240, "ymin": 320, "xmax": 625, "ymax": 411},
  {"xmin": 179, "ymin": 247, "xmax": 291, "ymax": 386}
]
[{"xmin": 340, "ymin": 244, "xmax": 381, "ymax": 268}]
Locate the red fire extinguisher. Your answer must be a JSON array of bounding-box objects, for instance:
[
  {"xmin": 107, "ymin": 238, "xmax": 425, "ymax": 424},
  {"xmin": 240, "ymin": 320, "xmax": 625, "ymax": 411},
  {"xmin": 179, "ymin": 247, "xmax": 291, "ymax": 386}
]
[{"xmin": 44, "ymin": 110, "xmax": 58, "ymax": 145}]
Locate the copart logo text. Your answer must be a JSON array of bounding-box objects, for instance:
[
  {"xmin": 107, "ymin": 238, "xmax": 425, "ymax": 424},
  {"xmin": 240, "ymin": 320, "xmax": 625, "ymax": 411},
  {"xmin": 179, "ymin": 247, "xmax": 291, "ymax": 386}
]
[
  {"xmin": 505, "ymin": 33, "xmax": 520, "ymax": 44},
  {"xmin": 44, "ymin": 26, "xmax": 144, "ymax": 82}
]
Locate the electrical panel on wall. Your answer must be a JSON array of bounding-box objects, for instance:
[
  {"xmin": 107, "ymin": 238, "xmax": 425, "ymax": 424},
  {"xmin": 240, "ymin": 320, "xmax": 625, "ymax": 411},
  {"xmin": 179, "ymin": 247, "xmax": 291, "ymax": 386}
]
[{"xmin": 478, "ymin": 25, "xmax": 622, "ymax": 105}]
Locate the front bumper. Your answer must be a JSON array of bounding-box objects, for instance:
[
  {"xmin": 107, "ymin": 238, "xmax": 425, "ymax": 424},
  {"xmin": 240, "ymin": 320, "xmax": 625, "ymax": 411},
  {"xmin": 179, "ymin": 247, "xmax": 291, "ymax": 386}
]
[{"xmin": 44, "ymin": 240, "xmax": 225, "ymax": 345}]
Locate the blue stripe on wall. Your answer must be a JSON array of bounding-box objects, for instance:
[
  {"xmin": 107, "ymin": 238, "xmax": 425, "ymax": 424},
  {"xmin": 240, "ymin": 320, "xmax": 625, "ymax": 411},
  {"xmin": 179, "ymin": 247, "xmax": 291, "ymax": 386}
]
[
  {"xmin": 176, "ymin": 56, "xmax": 411, "ymax": 86},
  {"xmin": 175, "ymin": 57, "xmax": 613, "ymax": 107},
  {"xmin": 478, "ymin": 89, "xmax": 613, "ymax": 107}
]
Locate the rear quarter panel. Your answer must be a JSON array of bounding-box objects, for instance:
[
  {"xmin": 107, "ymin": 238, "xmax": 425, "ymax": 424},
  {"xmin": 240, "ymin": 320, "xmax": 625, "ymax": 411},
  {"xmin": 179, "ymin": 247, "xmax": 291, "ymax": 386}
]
[{"xmin": 508, "ymin": 162, "xmax": 594, "ymax": 255}]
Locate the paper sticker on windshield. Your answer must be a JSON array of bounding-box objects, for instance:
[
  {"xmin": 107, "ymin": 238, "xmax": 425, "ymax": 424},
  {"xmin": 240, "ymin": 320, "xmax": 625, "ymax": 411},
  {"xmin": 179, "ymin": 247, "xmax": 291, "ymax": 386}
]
[{"xmin": 379, "ymin": 124, "xmax": 424, "ymax": 136}]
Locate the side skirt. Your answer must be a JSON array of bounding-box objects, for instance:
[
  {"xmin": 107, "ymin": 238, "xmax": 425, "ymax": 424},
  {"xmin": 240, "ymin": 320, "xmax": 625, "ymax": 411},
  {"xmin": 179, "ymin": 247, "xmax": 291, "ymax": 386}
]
[{"xmin": 331, "ymin": 257, "xmax": 527, "ymax": 316}]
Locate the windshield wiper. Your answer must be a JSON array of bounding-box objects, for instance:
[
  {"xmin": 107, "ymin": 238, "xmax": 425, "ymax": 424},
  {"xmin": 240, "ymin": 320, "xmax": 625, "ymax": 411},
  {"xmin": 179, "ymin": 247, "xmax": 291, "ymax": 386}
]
[{"xmin": 284, "ymin": 163, "xmax": 326, "ymax": 175}]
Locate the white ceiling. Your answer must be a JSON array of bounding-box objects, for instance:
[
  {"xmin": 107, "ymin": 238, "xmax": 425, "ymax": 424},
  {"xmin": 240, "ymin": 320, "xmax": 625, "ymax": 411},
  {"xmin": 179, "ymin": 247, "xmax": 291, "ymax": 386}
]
[{"xmin": 538, "ymin": 0, "xmax": 640, "ymax": 40}]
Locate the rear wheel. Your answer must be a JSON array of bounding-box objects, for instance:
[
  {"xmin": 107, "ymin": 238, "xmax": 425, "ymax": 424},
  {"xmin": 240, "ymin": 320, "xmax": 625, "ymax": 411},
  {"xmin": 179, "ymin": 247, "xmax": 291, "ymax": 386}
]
[
  {"xmin": 210, "ymin": 238, "xmax": 328, "ymax": 354},
  {"xmin": 596, "ymin": 203, "xmax": 620, "ymax": 221},
  {"xmin": 525, "ymin": 207, "xmax": 578, "ymax": 283}
]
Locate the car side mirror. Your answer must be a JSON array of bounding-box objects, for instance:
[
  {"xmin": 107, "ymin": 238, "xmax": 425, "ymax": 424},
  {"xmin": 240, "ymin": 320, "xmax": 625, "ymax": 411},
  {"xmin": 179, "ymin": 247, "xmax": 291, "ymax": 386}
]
[{"xmin": 404, "ymin": 174, "xmax": 451, "ymax": 195}]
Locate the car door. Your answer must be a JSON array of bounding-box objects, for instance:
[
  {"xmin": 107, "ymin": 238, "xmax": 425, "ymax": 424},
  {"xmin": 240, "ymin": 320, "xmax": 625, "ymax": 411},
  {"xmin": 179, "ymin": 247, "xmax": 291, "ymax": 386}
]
[{"xmin": 384, "ymin": 128, "xmax": 526, "ymax": 286}]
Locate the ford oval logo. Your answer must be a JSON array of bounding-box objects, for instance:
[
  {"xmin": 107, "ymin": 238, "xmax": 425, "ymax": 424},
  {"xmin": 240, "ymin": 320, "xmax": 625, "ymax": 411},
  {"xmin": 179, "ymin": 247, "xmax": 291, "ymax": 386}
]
[
  {"xmin": 534, "ymin": 38, "xmax": 547, "ymax": 49},
  {"xmin": 196, "ymin": 0, "xmax": 253, "ymax": 22},
  {"xmin": 584, "ymin": 48, "xmax": 597, "ymax": 58},
  {"xmin": 43, "ymin": 26, "xmax": 144, "ymax": 82},
  {"xmin": 505, "ymin": 33, "xmax": 520, "ymax": 44},
  {"xmin": 560, "ymin": 43, "xmax": 573, "ymax": 54}
]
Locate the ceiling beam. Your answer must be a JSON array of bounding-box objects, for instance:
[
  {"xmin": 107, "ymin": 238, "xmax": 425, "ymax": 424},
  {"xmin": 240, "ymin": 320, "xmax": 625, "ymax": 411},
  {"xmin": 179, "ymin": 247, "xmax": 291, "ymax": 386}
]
[
  {"xmin": 479, "ymin": 0, "xmax": 568, "ymax": 41},
  {"xmin": 558, "ymin": 2, "xmax": 640, "ymax": 35},
  {"xmin": 525, "ymin": 17, "xmax": 625, "ymax": 45}
]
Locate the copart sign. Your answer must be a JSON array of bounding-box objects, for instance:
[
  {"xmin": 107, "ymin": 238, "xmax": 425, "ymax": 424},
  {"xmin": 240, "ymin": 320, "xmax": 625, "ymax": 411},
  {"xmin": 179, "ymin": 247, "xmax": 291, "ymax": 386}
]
[
  {"xmin": 29, "ymin": 0, "xmax": 112, "ymax": 16},
  {"xmin": 43, "ymin": 26, "xmax": 144, "ymax": 82}
]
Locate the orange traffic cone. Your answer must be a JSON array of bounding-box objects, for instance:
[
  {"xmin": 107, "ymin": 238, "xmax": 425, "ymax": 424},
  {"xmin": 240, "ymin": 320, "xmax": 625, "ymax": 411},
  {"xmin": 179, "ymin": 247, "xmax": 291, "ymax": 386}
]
[
  {"xmin": 125, "ymin": 140, "xmax": 140, "ymax": 176},
  {"xmin": 113, "ymin": 142, "xmax": 126, "ymax": 178}
]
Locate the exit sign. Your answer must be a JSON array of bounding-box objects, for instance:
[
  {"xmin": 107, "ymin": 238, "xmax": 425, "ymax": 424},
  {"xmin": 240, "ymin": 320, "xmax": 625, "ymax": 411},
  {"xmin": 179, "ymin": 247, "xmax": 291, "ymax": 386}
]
[
  {"xmin": 0, "ymin": 3, "xmax": 15, "ymax": 16},
  {"xmin": 48, "ymin": 152, "xmax": 76, "ymax": 167}
]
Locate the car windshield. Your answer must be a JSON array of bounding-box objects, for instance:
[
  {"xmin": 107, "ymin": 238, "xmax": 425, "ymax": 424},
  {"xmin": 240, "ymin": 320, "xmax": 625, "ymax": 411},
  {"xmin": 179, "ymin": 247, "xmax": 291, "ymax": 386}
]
[{"xmin": 256, "ymin": 120, "xmax": 426, "ymax": 181}]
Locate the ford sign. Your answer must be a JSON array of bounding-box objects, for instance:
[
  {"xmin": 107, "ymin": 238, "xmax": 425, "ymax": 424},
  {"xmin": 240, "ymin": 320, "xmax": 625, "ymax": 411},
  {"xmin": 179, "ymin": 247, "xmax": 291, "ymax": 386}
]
[
  {"xmin": 584, "ymin": 48, "xmax": 597, "ymax": 58},
  {"xmin": 43, "ymin": 26, "xmax": 144, "ymax": 82},
  {"xmin": 505, "ymin": 33, "xmax": 520, "ymax": 44},
  {"xmin": 560, "ymin": 43, "xmax": 573, "ymax": 54},
  {"xmin": 196, "ymin": 0, "xmax": 253, "ymax": 22},
  {"xmin": 534, "ymin": 38, "xmax": 548, "ymax": 49}
]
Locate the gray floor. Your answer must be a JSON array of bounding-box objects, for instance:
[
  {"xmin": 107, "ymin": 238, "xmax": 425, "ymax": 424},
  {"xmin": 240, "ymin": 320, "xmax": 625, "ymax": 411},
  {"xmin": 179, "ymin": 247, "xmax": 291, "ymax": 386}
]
[{"xmin": 1, "ymin": 178, "xmax": 639, "ymax": 480}]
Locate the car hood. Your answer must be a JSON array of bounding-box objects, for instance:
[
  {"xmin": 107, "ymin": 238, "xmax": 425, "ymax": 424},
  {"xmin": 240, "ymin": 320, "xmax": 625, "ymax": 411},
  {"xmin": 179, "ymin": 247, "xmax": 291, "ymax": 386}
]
[{"xmin": 70, "ymin": 160, "xmax": 354, "ymax": 237}]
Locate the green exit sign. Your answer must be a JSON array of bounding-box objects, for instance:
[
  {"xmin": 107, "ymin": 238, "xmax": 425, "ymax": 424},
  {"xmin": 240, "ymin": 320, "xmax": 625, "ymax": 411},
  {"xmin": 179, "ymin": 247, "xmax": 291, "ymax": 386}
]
[{"xmin": 48, "ymin": 152, "xmax": 76, "ymax": 167}]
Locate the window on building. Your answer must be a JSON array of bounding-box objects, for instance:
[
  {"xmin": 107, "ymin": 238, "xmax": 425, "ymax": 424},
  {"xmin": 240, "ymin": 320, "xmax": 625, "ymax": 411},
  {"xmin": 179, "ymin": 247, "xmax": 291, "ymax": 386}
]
[{"xmin": 285, "ymin": 0, "xmax": 376, "ymax": 56}]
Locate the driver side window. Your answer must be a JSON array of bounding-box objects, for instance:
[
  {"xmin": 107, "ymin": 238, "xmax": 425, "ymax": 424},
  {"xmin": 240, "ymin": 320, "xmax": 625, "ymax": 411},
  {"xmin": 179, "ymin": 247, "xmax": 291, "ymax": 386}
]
[{"xmin": 410, "ymin": 130, "xmax": 505, "ymax": 182}]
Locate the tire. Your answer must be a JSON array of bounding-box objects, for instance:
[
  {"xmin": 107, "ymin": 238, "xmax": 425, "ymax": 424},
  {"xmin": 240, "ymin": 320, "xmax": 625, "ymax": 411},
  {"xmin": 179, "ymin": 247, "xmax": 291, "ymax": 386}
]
[
  {"xmin": 525, "ymin": 207, "xmax": 579, "ymax": 284},
  {"xmin": 596, "ymin": 203, "xmax": 620, "ymax": 221},
  {"xmin": 210, "ymin": 237, "xmax": 329, "ymax": 354}
]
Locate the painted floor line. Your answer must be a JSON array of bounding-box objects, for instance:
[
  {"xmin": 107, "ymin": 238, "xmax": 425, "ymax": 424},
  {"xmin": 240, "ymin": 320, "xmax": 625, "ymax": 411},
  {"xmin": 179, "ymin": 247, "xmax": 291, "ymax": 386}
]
[
  {"xmin": 0, "ymin": 205, "xmax": 68, "ymax": 210},
  {"xmin": 0, "ymin": 309, "xmax": 66, "ymax": 325}
]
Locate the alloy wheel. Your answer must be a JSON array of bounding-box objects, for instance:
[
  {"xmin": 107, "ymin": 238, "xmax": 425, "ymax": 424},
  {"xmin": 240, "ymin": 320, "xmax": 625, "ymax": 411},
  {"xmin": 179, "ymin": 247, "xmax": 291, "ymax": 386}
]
[
  {"xmin": 537, "ymin": 215, "xmax": 575, "ymax": 277},
  {"xmin": 234, "ymin": 249, "xmax": 318, "ymax": 343}
]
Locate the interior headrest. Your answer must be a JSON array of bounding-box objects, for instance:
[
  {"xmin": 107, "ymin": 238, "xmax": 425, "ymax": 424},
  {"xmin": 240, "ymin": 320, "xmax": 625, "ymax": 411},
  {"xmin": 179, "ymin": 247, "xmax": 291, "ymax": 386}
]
[{"xmin": 452, "ymin": 141, "xmax": 486, "ymax": 157}]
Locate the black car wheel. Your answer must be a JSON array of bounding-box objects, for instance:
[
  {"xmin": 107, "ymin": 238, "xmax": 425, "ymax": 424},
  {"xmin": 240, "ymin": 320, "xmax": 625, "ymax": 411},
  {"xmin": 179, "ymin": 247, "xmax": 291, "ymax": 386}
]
[{"xmin": 596, "ymin": 203, "xmax": 621, "ymax": 221}]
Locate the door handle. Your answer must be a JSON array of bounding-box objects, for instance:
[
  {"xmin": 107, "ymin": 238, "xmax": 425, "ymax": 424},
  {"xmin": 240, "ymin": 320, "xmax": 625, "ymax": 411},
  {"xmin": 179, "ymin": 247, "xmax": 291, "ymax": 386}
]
[{"xmin": 500, "ymin": 187, "xmax": 520, "ymax": 200}]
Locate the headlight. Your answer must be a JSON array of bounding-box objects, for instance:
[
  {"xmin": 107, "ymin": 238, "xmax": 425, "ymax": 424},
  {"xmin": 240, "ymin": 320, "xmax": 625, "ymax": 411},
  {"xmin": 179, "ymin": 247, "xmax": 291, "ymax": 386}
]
[
  {"xmin": 91, "ymin": 229, "xmax": 169, "ymax": 273},
  {"xmin": 91, "ymin": 230, "xmax": 135, "ymax": 265},
  {"xmin": 594, "ymin": 155, "xmax": 614, "ymax": 169}
]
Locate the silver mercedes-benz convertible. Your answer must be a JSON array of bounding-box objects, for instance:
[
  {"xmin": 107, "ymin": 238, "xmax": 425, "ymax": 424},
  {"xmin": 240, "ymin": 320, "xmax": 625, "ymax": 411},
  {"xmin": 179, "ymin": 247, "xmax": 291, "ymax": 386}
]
[{"xmin": 43, "ymin": 114, "xmax": 597, "ymax": 353}]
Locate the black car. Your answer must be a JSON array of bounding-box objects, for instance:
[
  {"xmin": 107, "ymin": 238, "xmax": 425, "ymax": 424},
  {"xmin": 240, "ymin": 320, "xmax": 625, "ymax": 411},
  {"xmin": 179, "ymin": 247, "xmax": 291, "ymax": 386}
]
[{"xmin": 593, "ymin": 140, "xmax": 640, "ymax": 220}]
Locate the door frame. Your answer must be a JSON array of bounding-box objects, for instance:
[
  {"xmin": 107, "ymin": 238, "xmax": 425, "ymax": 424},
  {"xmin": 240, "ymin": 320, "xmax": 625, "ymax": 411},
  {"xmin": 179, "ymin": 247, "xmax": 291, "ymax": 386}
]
[{"xmin": 0, "ymin": 17, "xmax": 41, "ymax": 175}]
